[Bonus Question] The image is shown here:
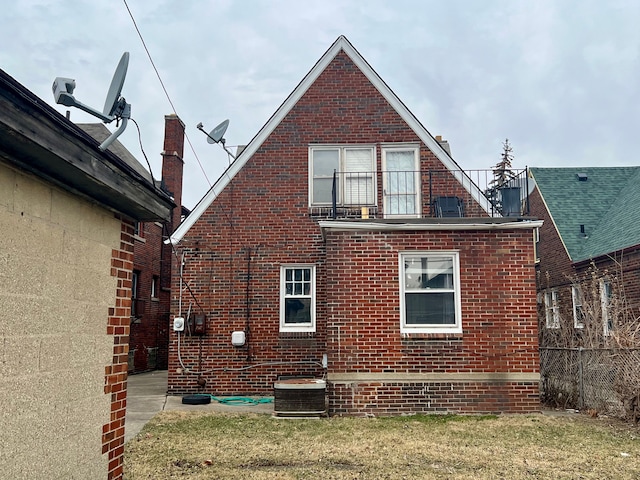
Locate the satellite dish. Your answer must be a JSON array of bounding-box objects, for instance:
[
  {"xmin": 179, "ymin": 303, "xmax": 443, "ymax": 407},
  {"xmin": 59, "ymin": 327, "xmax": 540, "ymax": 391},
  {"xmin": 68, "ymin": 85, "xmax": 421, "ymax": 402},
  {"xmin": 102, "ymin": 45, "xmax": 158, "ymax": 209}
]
[
  {"xmin": 207, "ymin": 119, "xmax": 229, "ymax": 144},
  {"xmin": 103, "ymin": 52, "xmax": 129, "ymax": 118},
  {"xmin": 52, "ymin": 52, "xmax": 132, "ymax": 151},
  {"xmin": 197, "ymin": 119, "xmax": 236, "ymax": 160}
]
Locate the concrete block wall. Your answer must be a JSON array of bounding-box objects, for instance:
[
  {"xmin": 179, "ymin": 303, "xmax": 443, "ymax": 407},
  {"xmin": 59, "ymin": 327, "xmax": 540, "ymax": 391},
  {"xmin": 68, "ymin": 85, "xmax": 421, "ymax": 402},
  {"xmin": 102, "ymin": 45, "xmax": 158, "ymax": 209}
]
[{"xmin": 0, "ymin": 161, "xmax": 129, "ymax": 479}]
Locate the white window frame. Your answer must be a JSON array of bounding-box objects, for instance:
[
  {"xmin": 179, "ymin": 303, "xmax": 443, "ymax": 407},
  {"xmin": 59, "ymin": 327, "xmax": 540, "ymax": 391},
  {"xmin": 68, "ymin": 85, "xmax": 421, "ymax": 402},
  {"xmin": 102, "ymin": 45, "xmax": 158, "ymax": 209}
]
[
  {"xmin": 151, "ymin": 275, "xmax": 159, "ymax": 300},
  {"xmin": 382, "ymin": 145, "xmax": 420, "ymax": 218},
  {"xmin": 399, "ymin": 251, "xmax": 462, "ymax": 334},
  {"xmin": 571, "ymin": 285, "xmax": 584, "ymax": 329},
  {"xmin": 280, "ymin": 265, "xmax": 316, "ymax": 332},
  {"xmin": 544, "ymin": 289, "xmax": 560, "ymax": 329},
  {"xmin": 601, "ymin": 279, "xmax": 613, "ymax": 336},
  {"xmin": 309, "ymin": 145, "xmax": 376, "ymax": 207}
]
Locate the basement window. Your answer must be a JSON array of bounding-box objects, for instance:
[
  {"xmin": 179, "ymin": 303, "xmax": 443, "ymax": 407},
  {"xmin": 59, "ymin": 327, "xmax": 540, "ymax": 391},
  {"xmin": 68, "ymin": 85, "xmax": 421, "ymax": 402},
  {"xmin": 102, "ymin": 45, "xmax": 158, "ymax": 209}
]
[{"xmin": 280, "ymin": 265, "xmax": 316, "ymax": 332}]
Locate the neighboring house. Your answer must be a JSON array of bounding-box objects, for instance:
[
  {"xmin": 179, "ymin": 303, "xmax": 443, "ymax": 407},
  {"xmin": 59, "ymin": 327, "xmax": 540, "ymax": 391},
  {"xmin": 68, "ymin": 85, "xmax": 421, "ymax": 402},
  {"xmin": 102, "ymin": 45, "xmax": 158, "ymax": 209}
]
[
  {"xmin": 0, "ymin": 69, "xmax": 173, "ymax": 479},
  {"xmin": 167, "ymin": 36, "xmax": 542, "ymax": 415},
  {"xmin": 80, "ymin": 116, "xmax": 186, "ymax": 374},
  {"xmin": 529, "ymin": 167, "xmax": 640, "ymax": 343}
]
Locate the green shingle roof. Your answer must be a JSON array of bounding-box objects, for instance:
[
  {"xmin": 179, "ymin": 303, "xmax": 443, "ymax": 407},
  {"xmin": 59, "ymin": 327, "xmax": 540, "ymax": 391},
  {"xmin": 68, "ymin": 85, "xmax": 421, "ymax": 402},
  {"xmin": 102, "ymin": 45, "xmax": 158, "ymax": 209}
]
[{"xmin": 530, "ymin": 167, "xmax": 640, "ymax": 263}]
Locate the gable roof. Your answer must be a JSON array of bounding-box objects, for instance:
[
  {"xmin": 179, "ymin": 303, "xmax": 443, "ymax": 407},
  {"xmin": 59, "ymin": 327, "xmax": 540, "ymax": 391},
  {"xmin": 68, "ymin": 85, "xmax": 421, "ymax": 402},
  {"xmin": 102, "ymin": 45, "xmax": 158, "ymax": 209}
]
[
  {"xmin": 530, "ymin": 166, "xmax": 640, "ymax": 263},
  {"xmin": 169, "ymin": 35, "xmax": 492, "ymax": 245}
]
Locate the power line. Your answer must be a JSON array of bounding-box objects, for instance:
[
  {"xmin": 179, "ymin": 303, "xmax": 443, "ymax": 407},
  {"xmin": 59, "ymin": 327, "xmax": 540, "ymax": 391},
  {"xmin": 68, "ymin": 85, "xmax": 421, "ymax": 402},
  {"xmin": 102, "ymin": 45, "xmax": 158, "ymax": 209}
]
[{"xmin": 122, "ymin": 0, "xmax": 211, "ymax": 187}]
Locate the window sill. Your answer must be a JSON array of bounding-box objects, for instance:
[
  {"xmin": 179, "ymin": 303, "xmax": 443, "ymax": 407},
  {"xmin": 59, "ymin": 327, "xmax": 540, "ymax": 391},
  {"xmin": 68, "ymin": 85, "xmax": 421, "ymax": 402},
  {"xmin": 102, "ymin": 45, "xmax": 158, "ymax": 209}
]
[
  {"xmin": 133, "ymin": 234, "xmax": 146, "ymax": 243},
  {"xmin": 151, "ymin": 297, "xmax": 159, "ymax": 302},
  {"xmin": 401, "ymin": 332, "xmax": 463, "ymax": 341},
  {"xmin": 279, "ymin": 331, "xmax": 316, "ymax": 339}
]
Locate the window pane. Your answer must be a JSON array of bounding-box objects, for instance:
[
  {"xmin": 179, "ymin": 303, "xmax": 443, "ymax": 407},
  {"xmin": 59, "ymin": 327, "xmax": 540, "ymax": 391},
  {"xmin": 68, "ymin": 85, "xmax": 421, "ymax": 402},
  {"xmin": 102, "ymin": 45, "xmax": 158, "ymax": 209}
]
[
  {"xmin": 313, "ymin": 178, "xmax": 336, "ymax": 204},
  {"xmin": 294, "ymin": 269, "xmax": 302, "ymax": 281},
  {"xmin": 386, "ymin": 150, "xmax": 415, "ymax": 171},
  {"xmin": 405, "ymin": 292, "xmax": 455, "ymax": 325},
  {"xmin": 344, "ymin": 149, "xmax": 373, "ymax": 172},
  {"xmin": 284, "ymin": 298, "xmax": 311, "ymax": 324},
  {"xmin": 404, "ymin": 257, "xmax": 453, "ymax": 290},
  {"xmin": 313, "ymin": 149, "xmax": 339, "ymax": 176},
  {"xmin": 345, "ymin": 175, "xmax": 374, "ymax": 205}
]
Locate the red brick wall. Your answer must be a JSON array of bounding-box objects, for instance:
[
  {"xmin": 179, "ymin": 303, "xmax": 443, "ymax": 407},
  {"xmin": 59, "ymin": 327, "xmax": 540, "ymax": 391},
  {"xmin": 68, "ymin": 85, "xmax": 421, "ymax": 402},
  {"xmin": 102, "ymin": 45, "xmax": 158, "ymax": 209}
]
[
  {"xmin": 324, "ymin": 228, "xmax": 539, "ymax": 414},
  {"xmin": 129, "ymin": 115, "xmax": 184, "ymax": 372},
  {"xmin": 330, "ymin": 382, "xmax": 540, "ymax": 416},
  {"xmin": 103, "ymin": 217, "xmax": 135, "ymax": 480},
  {"xmin": 129, "ymin": 221, "xmax": 168, "ymax": 371},
  {"xmin": 167, "ymin": 51, "xmax": 538, "ymax": 413}
]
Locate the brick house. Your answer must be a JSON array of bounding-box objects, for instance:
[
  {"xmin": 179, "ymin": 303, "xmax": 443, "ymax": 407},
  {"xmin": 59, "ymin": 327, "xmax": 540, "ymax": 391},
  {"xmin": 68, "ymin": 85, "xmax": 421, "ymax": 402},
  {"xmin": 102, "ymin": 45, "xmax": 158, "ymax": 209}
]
[
  {"xmin": 124, "ymin": 115, "xmax": 185, "ymax": 373},
  {"xmin": 0, "ymin": 69, "xmax": 173, "ymax": 479},
  {"xmin": 530, "ymin": 166, "xmax": 640, "ymax": 342},
  {"xmin": 166, "ymin": 36, "xmax": 542, "ymax": 415},
  {"xmin": 77, "ymin": 117, "xmax": 185, "ymax": 375}
]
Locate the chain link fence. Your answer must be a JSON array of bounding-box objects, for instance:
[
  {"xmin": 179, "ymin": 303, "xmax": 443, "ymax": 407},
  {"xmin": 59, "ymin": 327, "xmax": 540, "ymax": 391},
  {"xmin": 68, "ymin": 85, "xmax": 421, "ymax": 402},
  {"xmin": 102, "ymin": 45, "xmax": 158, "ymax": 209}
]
[{"xmin": 540, "ymin": 347, "xmax": 640, "ymax": 420}]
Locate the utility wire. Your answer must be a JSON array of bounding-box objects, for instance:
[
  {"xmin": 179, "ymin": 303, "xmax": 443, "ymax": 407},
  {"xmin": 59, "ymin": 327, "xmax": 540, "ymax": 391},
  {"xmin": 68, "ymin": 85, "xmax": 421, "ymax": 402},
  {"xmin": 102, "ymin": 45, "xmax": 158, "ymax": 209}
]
[{"xmin": 122, "ymin": 0, "xmax": 211, "ymax": 187}]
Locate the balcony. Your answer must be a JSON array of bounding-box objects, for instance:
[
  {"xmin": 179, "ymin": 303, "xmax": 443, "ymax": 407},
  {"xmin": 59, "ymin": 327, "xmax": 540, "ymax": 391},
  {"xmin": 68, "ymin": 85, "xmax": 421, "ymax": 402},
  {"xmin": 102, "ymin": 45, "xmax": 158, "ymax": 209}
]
[{"xmin": 309, "ymin": 168, "xmax": 530, "ymax": 220}]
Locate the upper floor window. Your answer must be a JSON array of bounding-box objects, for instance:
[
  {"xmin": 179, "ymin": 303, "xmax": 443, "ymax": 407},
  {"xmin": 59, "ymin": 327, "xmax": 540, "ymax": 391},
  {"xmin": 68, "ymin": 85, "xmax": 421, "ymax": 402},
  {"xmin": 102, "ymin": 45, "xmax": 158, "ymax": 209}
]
[
  {"xmin": 309, "ymin": 146, "xmax": 375, "ymax": 206},
  {"xmin": 382, "ymin": 146, "xmax": 420, "ymax": 217},
  {"xmin": 544, "ymin": 289, "xmax": 560, "ymax": 329},
  {"xmin": 280, "ymin": 265, "xmax": 316, "ymax": 332},
  {"xmin": 399, "ymin": 252, "xmax": 462, "ymax": 334}
]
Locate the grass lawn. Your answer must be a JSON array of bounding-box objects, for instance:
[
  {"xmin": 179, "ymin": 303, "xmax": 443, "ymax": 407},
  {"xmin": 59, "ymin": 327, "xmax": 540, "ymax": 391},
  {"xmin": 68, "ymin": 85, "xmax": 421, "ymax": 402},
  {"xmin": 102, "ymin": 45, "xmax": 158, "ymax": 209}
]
[{"xmin": 124, "ymin": 411, "xmax": 639, "ymax": 479}]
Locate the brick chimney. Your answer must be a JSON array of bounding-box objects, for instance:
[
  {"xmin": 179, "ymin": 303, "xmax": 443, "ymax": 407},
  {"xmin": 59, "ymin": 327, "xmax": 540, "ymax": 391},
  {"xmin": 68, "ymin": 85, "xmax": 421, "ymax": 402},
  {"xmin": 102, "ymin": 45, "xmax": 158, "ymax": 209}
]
[
  {"xmin": 161, "ymin": 114, "xmax": 185, "ymax": 230},
  {"xmin": 435, "ymin": 135, "xmax": 451, "ymax": 156}
]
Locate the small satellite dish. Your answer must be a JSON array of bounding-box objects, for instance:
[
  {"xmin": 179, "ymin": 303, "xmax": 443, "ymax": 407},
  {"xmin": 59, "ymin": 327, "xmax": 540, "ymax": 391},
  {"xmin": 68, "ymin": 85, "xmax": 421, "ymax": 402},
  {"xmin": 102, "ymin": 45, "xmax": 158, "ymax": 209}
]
[
  {"xmin": 103, "ymin": 52, "xmax": 129, "ymax": 118},
  {"xmin": 52, "ymin": 52, "xmax": 132, "ymax": 151},
  {"xmin": 197, "ymin": 119, "xmax": 236, "ymax": 160},
  {"xmin": 207, "ymin": 119, "xmax": 229, "ymax": 144}
]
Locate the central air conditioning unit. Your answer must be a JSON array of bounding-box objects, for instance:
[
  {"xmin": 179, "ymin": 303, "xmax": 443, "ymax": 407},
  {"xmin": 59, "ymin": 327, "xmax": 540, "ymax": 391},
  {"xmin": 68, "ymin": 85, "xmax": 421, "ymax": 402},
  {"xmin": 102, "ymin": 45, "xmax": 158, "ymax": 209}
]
[{"xmin": 273, "ymin": 378, "xmax": 327, "ymax": 417}]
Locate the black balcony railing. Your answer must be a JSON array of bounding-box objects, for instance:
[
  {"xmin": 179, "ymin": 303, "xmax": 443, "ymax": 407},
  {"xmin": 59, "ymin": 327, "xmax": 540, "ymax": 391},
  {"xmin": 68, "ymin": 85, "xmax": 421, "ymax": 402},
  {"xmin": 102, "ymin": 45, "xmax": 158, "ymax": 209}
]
[{"xmin": 314, "ymin": 168, "xmax": 529, "ymax": 220}]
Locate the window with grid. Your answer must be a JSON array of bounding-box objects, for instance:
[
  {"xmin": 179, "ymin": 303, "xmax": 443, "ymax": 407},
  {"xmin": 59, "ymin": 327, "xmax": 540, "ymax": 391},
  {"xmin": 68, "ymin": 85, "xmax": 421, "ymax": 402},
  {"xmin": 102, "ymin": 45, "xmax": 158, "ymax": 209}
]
[
  {"xmin": 280, "ymin": 265, "xmax": 316, "ymax": 332},
  {"xmin": 399, "ymin": 252, "xmax": 461, "ymax": 334},
  {"xmin": 309, "ymin": 146, "xmax": 375, "ymax": 206}
]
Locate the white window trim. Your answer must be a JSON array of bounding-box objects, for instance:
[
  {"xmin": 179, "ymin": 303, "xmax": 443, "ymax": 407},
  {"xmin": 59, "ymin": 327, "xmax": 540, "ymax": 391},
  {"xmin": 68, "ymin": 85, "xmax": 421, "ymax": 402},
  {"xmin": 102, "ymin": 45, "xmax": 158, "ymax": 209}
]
[
  {"xmin": 382, "ymin": 145, "xmax": 421, "ymax": 218},
  {"xmin": 308, "ymin": 145, "xmax": 377, "ymax": 207},
  {"xmin": 600, "ymin": 279, "xmax": 612, "ymax": 337},
  {"xmin": 399, "ymin": 251, "xmax": 462, "ymax": 334},
  {"xmin": 279, "ymin": 264, "xmax": 316, "ymax": 332},
  {"xmin": 571, "ymin": 285, "xmax": 584, "ymax": 329},
  {"xmin": 544, "ymin": 289, "xmax": 560, "ymax": 329}
]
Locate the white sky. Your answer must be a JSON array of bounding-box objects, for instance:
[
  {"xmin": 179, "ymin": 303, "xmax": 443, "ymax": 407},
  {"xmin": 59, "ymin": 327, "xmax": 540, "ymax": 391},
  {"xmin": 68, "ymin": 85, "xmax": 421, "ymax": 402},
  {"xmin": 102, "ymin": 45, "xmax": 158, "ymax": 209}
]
[{"xmin": 2, "ymin": 0, "xmax": 639, "ymax": 209}]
